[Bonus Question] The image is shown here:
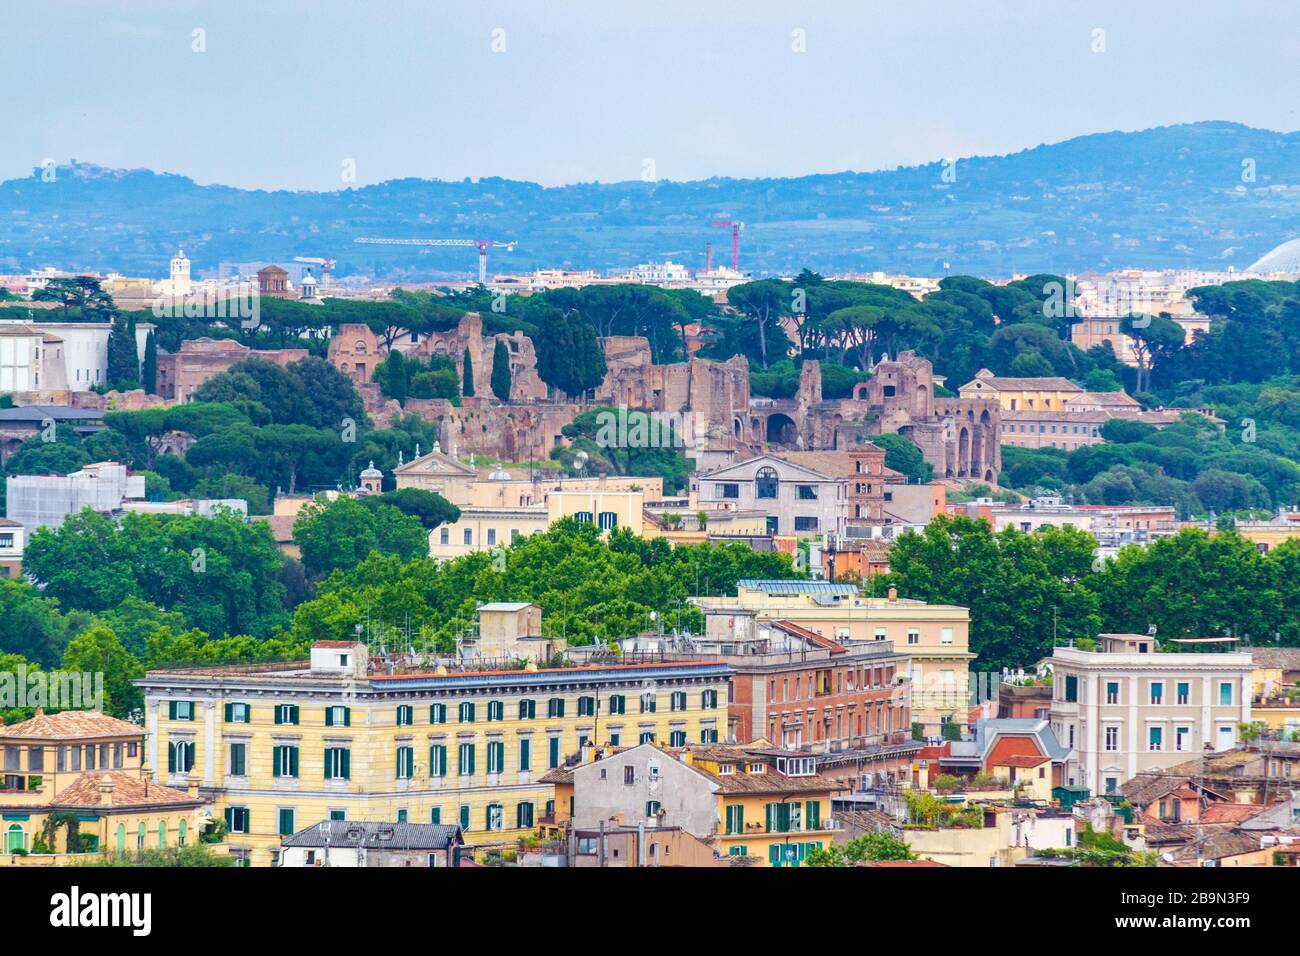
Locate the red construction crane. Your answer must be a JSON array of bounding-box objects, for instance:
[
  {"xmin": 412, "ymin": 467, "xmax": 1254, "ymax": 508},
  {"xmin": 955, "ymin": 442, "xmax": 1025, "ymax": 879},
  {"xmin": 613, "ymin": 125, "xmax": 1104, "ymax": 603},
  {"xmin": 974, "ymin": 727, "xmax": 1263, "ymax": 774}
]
[
  {"xmin": 353, "ymin": 237, "xmax": 517, "ymax": 285},
  {"xmin": 710, "ymin": 219, "xmax": 744, "ymax": 272}
]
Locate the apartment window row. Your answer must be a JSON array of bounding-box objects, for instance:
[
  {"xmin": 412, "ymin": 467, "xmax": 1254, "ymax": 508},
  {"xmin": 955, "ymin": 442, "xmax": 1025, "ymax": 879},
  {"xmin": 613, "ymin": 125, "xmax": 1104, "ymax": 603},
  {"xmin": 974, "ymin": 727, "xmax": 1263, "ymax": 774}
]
[
  {"xmin": 193, "ymin": 689, "xmax": 720, "ymax": 729},
  {"xmin": 226, "ymin": 801, "xmax": 538, "ymax": 838},
  {"xmin": 768, "ymin": 666, "xmax": 898, "ymax": 703},
  {"xmin": 45, "ymin": 742, "xmax": 134, "ymax": 773},
  {"xmin": 762, "ymin": 800, "xmax": 823, "ymax": 834}
]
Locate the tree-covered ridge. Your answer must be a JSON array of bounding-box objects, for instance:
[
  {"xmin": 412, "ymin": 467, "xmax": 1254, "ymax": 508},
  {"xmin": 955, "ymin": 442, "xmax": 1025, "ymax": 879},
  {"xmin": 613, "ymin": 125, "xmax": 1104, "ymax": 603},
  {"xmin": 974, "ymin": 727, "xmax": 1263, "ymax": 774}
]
[{"xmin": 4, "ymin": 122, "xmax": 1299, "ymax": 276}]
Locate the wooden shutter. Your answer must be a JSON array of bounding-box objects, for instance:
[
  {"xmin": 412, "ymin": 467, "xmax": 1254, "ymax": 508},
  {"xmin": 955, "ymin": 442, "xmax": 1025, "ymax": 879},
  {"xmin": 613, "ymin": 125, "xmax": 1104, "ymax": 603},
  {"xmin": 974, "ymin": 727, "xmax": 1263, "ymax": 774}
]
[
  {"xmin": 224, "ymin": 703, "xmax": 232, "ymax": 722},
  {"xmin": 341, "ymin": 749, "xmax": 350, "ymax": 779},
  {"xmin": 168, "ymin": 701, "xmax": 177, "ymax": 720},
  {"xmin": 167, "ymin": 743, "xmax": 176, "ymax": 773},
  {"xmin": 325, "ymin": 708, "xmax": 334, "ymax": 727}
]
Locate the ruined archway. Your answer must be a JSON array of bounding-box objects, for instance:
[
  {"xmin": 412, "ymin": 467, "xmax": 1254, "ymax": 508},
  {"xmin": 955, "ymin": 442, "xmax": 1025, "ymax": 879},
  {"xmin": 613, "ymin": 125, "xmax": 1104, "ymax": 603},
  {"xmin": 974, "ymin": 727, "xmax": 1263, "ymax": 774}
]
[{"xmin": 766, "ymin": 413, "xmax": 798, "ymax": 446}]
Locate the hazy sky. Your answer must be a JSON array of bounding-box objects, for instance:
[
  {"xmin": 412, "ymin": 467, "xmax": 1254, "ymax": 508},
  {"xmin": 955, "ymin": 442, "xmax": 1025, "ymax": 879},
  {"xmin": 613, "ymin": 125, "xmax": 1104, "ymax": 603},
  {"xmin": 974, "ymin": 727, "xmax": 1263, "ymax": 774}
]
[{"xmin": 4, "ymin": 0, "xmax": 1298, "ymax": 190}]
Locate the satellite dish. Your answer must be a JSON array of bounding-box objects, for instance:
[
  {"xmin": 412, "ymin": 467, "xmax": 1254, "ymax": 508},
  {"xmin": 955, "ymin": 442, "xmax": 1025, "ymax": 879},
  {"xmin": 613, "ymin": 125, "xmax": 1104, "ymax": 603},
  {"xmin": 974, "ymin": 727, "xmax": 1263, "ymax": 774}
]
[{"xmin": 574, "ymin": 450, "xmax": 589, "ymax": 473}]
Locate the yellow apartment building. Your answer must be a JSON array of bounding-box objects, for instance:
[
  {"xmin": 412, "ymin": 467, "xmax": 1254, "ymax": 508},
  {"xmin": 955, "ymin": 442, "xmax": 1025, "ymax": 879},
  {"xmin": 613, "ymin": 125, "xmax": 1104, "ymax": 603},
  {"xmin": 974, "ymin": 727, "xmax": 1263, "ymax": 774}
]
[
  {"xmin": 135, "ymin": 641, "xmax": 730, "ymax": 866},
  {"xmin": 428, "ymin": 490, "xmax": 646, "ymax": 560},
  {"xmin": 959, "ymin": 369, "xmax": 1084, "ymax": 412},
  {"xmin": 0, "ymin": 710, "xmax": 203, "ymax": 864},
  {"xmin": 542, "ymin": 741, "xmax": 837, "ymax": 866},
  {"xmin": 693, "ymin": 580, "xmax": 973, "ymax": 734}
]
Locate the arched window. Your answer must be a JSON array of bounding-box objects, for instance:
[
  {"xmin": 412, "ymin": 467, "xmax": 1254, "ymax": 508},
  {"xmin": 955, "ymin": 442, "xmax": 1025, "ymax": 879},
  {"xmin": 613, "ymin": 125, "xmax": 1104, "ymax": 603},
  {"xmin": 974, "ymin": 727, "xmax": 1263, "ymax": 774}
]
[
  {"xmin": 116, "ymin": 823, "xmax": 126, "ymax": 855},
  {"xmin": 158, "ymin": 821, "xmax": 167, "ymax": 849},
  {"xmin": 138, "ymin": 822, "xmax": 146, "ymax": 850},
  {"xmin": 755, "ymin": 467, "xmax": 779, "ymax": 499},
  {"xmin": 6, "ymin": 823, "xmax": 24, "ymax": 853},
  {"xmin": 177, "ymin": 819, "xmax": 187, "ymax": 847}
]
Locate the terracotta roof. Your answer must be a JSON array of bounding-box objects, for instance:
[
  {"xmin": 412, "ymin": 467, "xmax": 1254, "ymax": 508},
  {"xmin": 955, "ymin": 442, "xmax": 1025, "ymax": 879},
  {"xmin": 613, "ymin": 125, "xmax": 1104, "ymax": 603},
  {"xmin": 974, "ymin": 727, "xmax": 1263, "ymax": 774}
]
[
  {"xmin": 994, "ymin": 754, "xmax": 1050, "ymax": 768},
  {"xmin": 1200, "ymin": 802, "xmax": 1270, "ymax": 825},
  {"xmin": 50, "ymin": 771, "xmax": 200, "ymax": 810},
  {"xmin": 0, "ymin": 710, "xmax": 142, "ymax": 741},
  {"xmin": 1168, "ymin": 829, "xmax": 1265, "ymax": 863},
  {"xmin": 1250, "ymin": 648, "xmax": 1300, "ymax": 671}
]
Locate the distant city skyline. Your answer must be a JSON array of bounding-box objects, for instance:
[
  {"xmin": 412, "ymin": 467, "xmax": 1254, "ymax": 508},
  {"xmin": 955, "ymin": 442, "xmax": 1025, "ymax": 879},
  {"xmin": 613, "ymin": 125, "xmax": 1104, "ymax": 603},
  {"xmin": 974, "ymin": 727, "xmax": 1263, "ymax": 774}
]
[{"xmin": 3, "ymin": 0, "xmax": 1298, "ymax": 191}]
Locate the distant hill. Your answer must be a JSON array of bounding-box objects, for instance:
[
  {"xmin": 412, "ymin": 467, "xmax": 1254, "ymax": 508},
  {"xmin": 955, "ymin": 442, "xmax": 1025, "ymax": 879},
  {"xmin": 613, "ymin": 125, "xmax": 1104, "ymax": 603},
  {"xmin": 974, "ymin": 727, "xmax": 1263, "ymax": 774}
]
[{"xmin": 3, "ymin": 121, "xmax": 1300, "ymax": 281}]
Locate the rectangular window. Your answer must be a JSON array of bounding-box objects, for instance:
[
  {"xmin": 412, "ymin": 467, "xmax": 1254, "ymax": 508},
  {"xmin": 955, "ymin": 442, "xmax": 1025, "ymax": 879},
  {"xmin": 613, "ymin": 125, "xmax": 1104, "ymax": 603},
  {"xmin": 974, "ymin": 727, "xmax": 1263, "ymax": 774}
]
[
  {"xmin": 273, "ymin": 745, "xmax": 299, "ymax": 778},
  {"xmin": 518, "ymin": 699, "xmax": 536, "ymax": 720},
  {"xmin": 1064, "ymin": 675, "xmax": 1078, "ymax": 703},
  {"xmin": 487, "ymin": 529, "xmax": 496, "ymax": 546},
  {"xmin": 396, "ymin": 705, "xmax": 413, "ymax": 726},
  {"xmin": 430, "ymin": 703, "xmax": 447, "ymax": 724},
  {"xmin": 459, "ymin": 702, "xmax": 475, "ymax": 723},
  {"xmin": 941, "ymin": 627, "xmax": 954, "ymax": 645},
  {"xmin": 1150, "ymin": 683, "xmax": 1163, "ymax": 705},
  {"xmin": 670, "ymin": 691, "xmax": 686, "ymax": 712},
  {"xmin": 225, "ymin": 806, "xmax": 250, "ymax": 834},
  {"xmin": 459, "ymin": 805, "xmax": 470, "ymax": 831},
  {"xmin": 488, "ymin": 700, "xmax": 504, "ymax": 721},
  {"xmin": 1104, "ymin": 726, "xmax": 1118, "ymax": 752},
  {"xmin": 640, "ymin": 693, "xmax": 657, "ymax": 714},
  {"xmin": 702, "ymin": 689, "xmax": 718, "ymax": 709},
  {"xmin": 1148, "ymin": 727, "xmax": 1163, "ymax": 752},
  {"xmin": 397, "ymin": 746, "xmax": 414, "ymax": 779},
  {"xmin": 794, "ymin": 516, "xmax": 818, "ymax": 532},
  {"xmin": 518, "ymin": 738, "xmax": 531, "ymax": 771},
  {"xmin": 720, "ymin": 483, "xmax": 739, "ymax": 499},
  {"xmin": 645, "ymin": 801, "xmax": 661, "ymax": 818},
  {"xmin": 229, "ymin": 742, "xmax": 247, "ymax": 777},
  {"xmin": 457, "ymin": 743, "xmax": 475, "ymax": 777},
  {"xmin": 168, "ymin": 701, "xmax": 195, "ymax": 721},
  {"xmin": 278, "ymin": 808, "xmax": 296, "ymax": 837},
  {"xmin": 796, "ymin": 484, "xmax": 817, "ymax": 500},
  {"xmin": 463, "ymin": 528, "xmax": 473, "ymax": 545},
  {"xmin": 1177, "ymin": 682, "xmax": 1190, "ymax": 705},
  {"xmin": 430, "ymin": 808, "xmax": 441, "ymax": 825},
  {"xmin": 429, "ymin": 744, "xmax": 447, "ymax": 778},
  {"xmin": 487, "ymin": 740, "xmax": 504, "ymax": 774},
  {"xmin": 1175, "ymin": 726, "xmax": 1191, "ymax": 752},
  {"xmin": 274, "ymin": 704, "xmax": 300, "ymax": 726},
  {"xmin": 1219, "ymin": 682, "xmax": 1233, "ymax": 706},
  {"xmin": 547, "ymin": 698, "xmax": 565, "ymax": 718},
  {"xmin": 548, "ymin": 737, "xmax": 560, "ymax": 769},
  {"xmin": 225, "ymin": 702, "xmax": 250, "ymax": 723},
  {"xmin": 324, "ymin": 747, "xmax": 351, "ymax": 780},
  {"xmin": 577, "ymin": 696, "xmax": 595, "ymax": 717},
  {"xmin": 516, "ymin": 802, "xmax": 534, "ymax": 828},
  {"xmin": 1105, "ymin": 682, "xmax": 1119, "ymax": 705},
  {"xmin": 725, "ymin": 804, "xmax": 744, "ymax": 835},
  {"xmin": 607, "ymin": 695, "xmax": 625, "ymax": 715},
  {"xmin": 487, "ymin": 804, "xmax": 503, "ymax": 831},
  {"xmin": 325, "ymin": 705, "xmax": 350, "ymax": 727}
]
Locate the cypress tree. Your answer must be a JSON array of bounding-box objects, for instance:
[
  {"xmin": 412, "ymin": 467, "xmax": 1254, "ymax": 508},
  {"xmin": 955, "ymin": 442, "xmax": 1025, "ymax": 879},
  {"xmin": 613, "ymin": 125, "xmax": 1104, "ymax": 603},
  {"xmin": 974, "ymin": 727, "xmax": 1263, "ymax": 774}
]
[
  {"xmin": 462, "ymin": 346, "xmax": 475, "ymax": 396},
  {"xmin": 142, "ymin": 331, "xmax": 158, "ymax": 394},
  {"xmin": 106, "ymin": 314, "xmax": 140, "ymax": 389},
  {"xmin": 490, "ymin": 338, "xmax": 511, "ymax": 402}
]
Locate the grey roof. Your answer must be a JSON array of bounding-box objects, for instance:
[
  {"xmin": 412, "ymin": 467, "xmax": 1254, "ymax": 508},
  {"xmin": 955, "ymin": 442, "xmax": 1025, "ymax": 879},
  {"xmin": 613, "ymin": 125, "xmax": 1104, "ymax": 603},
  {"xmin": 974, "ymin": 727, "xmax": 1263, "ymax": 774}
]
[
  {"xmin": 478, "ymin": 602, "xmax": 537, "ymax": 612},
  {"xmin": 282, "ymin": 821, "xmax": 463, "ymax": 850},
  {"xmin": 0, "ymin": 406, "xmax": 106, "ymax": 422},
  {"xmin": 974, "ymin": 718, "xmax": 1071, "ymax": 762},
  {"xmin": 736, "ymin": 580, "xmax": 857, "ymax": 595}
]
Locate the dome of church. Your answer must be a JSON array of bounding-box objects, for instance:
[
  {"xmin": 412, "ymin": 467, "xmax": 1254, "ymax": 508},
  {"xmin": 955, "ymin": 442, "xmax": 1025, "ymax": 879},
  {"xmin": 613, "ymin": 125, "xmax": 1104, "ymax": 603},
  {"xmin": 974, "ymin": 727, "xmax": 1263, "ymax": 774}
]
[{"xmin": 1247, "ymin": 238, "xmax": 1300, "ymax": 274}]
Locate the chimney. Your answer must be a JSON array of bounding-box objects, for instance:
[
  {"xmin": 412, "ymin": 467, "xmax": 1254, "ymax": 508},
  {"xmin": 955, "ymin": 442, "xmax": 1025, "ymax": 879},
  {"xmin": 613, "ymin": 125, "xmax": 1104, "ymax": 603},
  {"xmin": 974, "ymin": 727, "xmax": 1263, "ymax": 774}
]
[
  {"xmin": 681, "ymin": 749, "xmax": 694, "ymax": 767},
  {"xmin": 186, "ymin": 773, "xmax": 200, "ymax": 798},
  {"xmin": 98, "ymin": 774, "xmax": 115, "ymax": 806},
  {"xmin": 34, "ymin": 707, "xmax": 44, "ymax": 717},
  {"xmin": 887, "ymin": 586, "xmax": 898, "ymax": 602}
]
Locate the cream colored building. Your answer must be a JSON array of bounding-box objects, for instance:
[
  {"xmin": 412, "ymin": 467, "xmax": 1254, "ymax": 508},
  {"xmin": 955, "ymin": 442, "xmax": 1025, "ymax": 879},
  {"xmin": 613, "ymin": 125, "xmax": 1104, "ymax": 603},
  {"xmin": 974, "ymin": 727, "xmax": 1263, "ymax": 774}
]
[
  {"xmin": 959, "ymin": 369, "xmax": 1083, "ymax": 412},
  {"xmin": 429, "ymin": 490, "xmax": 646, "ymax": 560},
  {"xmin": 692, "ymin": 580, "xmax": 973, "ymax": 734},
  {"xmin": 1048, "ymin": 634, "xmax": 1254, "ymax": 797},
  {"xmin": 135, "ymin": 641, "xmax": 730, "ymax": 866}
]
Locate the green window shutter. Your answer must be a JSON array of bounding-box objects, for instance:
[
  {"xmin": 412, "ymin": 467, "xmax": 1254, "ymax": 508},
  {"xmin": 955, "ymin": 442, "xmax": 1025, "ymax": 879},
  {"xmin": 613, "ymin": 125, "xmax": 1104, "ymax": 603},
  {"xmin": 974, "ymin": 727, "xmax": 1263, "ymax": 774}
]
[
  {"xmin": 769, "ymin": 843, "xmax": 781, "ymax": 866},
  {"xmin": 167, "ymin": 743, "xmax": 176, "ymax": 774},
  {"xmin": 224, "ymin": 703, "xmax": 232, "ymax": 722},
  {"xmin": 324, "ymin": 749, "xmax": 334, "ymax": 780},
  {"xmin": 765, "ymin": 803, "xmax": 773, "ymax": 832},
  {"xmin": 274, "ymin": 707, "xmax": 282, "ymax": 725},
  {"xmin": 291, "ymin": 705, "xmax": 300, "ymax": 725},
  {"xmin": 341, "ymin": 749, "xmax": 350, "ymax": 779},
  {"xmin": 325, "ymin": 708, "xmax": 334, "ymax": 727},
  {"xmin": 168, "ymin": 701, "xmax": 177, "ymax": 720},
  {"xmin": 272, "ymin": 746, "xmax": 281, "ymax": 776},
  {"xmin": 343, "ymin": 707, "xmax": 351, "ymax": 727}
]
